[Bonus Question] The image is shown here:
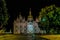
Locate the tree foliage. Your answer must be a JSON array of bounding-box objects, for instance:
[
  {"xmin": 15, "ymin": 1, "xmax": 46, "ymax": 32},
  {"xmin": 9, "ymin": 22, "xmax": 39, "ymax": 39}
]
[
  {"xmin": 0, "ymin": 0, "xmax": 9, "ymax": 27},
  {"xmin": 39, "ymin": 5, "xmax": 60, "ymax": 34}
]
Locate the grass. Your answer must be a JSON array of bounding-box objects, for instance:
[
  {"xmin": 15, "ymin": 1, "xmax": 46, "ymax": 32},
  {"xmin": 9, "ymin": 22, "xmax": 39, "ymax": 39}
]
[
  {"xmin": 0, "ymin": 34, "xmax": 27, "ymax": 40},
  {"xmin": 0, "ymin": 34, "xmax": 60, "ymax": 40},
  {"xmin": 40, "ymin": 35, "xmax": 60, "ymax": 40}
]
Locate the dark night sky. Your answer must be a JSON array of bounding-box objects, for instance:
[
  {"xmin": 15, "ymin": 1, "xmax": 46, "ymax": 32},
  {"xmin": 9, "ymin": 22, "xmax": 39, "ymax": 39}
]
[
  {"xmin": 2, "ymin": 0, "xmax": 60, "ymax": 32},
  {"xmin": 5, "ymin": 0, "xmax": 60, "ymax": 19}
]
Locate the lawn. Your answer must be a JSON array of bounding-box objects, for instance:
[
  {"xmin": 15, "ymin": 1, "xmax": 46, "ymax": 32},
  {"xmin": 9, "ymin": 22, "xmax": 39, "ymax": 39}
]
[
  {"xmin": 0, "ymin": 34, "xmax": 60, "ymax": 40},
  {"xmin": 40, "ymin": 35, "xmax": 60, "ymax": 40},
  {"xmin": 0, "ymin": 34, "xmax": 27, "ymax": 40}
]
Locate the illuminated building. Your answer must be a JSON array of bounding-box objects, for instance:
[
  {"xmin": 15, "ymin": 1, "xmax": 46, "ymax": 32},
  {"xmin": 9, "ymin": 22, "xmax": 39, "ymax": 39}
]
[{"xmin": 13, "ymin": 8, "xmax": 40, "ymax": 34}]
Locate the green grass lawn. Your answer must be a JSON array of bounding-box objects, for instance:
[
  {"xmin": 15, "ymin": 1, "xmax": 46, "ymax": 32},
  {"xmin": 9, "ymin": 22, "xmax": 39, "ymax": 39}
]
[
  {"xmin": 0, "ymin": 34, "xmax": 48, "ymax": 40},
  {"xmin": 0, "ymin": 34, "xmax": 60, "ymax": 40},
  {"xmin": 0, "ymin": 34, "xmax": 27, "ymax": 40}
]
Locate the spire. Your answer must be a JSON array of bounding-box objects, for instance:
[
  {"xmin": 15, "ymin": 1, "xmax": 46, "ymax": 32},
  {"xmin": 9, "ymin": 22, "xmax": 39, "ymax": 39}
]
[
  {"xmin": 19, "ymin": 12, "xmax": 22, "ymax": 20},
  {"xmin": 28, "ymin": 8, "xmax": 33, "ymax": 18},
  {"xmin": 19, "ymin": 12, "xmax": 22, "ymax": 17}
]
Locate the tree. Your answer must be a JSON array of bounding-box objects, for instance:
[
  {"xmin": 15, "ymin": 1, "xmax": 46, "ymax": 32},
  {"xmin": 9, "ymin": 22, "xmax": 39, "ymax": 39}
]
[
  {"xmin": 0, "ymin": 0, "xmax": 9, "ymax": 29},
  {"xmin": 39, "ymin": 5, "xmax": 60, "ymax": 34}
]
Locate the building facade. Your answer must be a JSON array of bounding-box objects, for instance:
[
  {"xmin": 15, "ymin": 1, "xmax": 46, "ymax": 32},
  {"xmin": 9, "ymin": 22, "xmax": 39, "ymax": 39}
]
[{"xmin": 13, "ymin": 8, "xmax": 41, "ymax": 34}]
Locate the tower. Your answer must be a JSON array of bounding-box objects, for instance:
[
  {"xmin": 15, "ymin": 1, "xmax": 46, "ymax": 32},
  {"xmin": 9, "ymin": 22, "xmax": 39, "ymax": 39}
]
[
  {"xmin": 19, "ymin": 12, "xmax": 23, "ymax": 21},
  {"xmin": 13, "ymin": 12, "xmax": 22, "ymax": 34},
  {"xmin": 35, "ymin": 17, "xmax": 39, "ymax": 23},
  {"xmin": 27, "ymin": 8, "xmax": 33, "ymax": 21}
]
